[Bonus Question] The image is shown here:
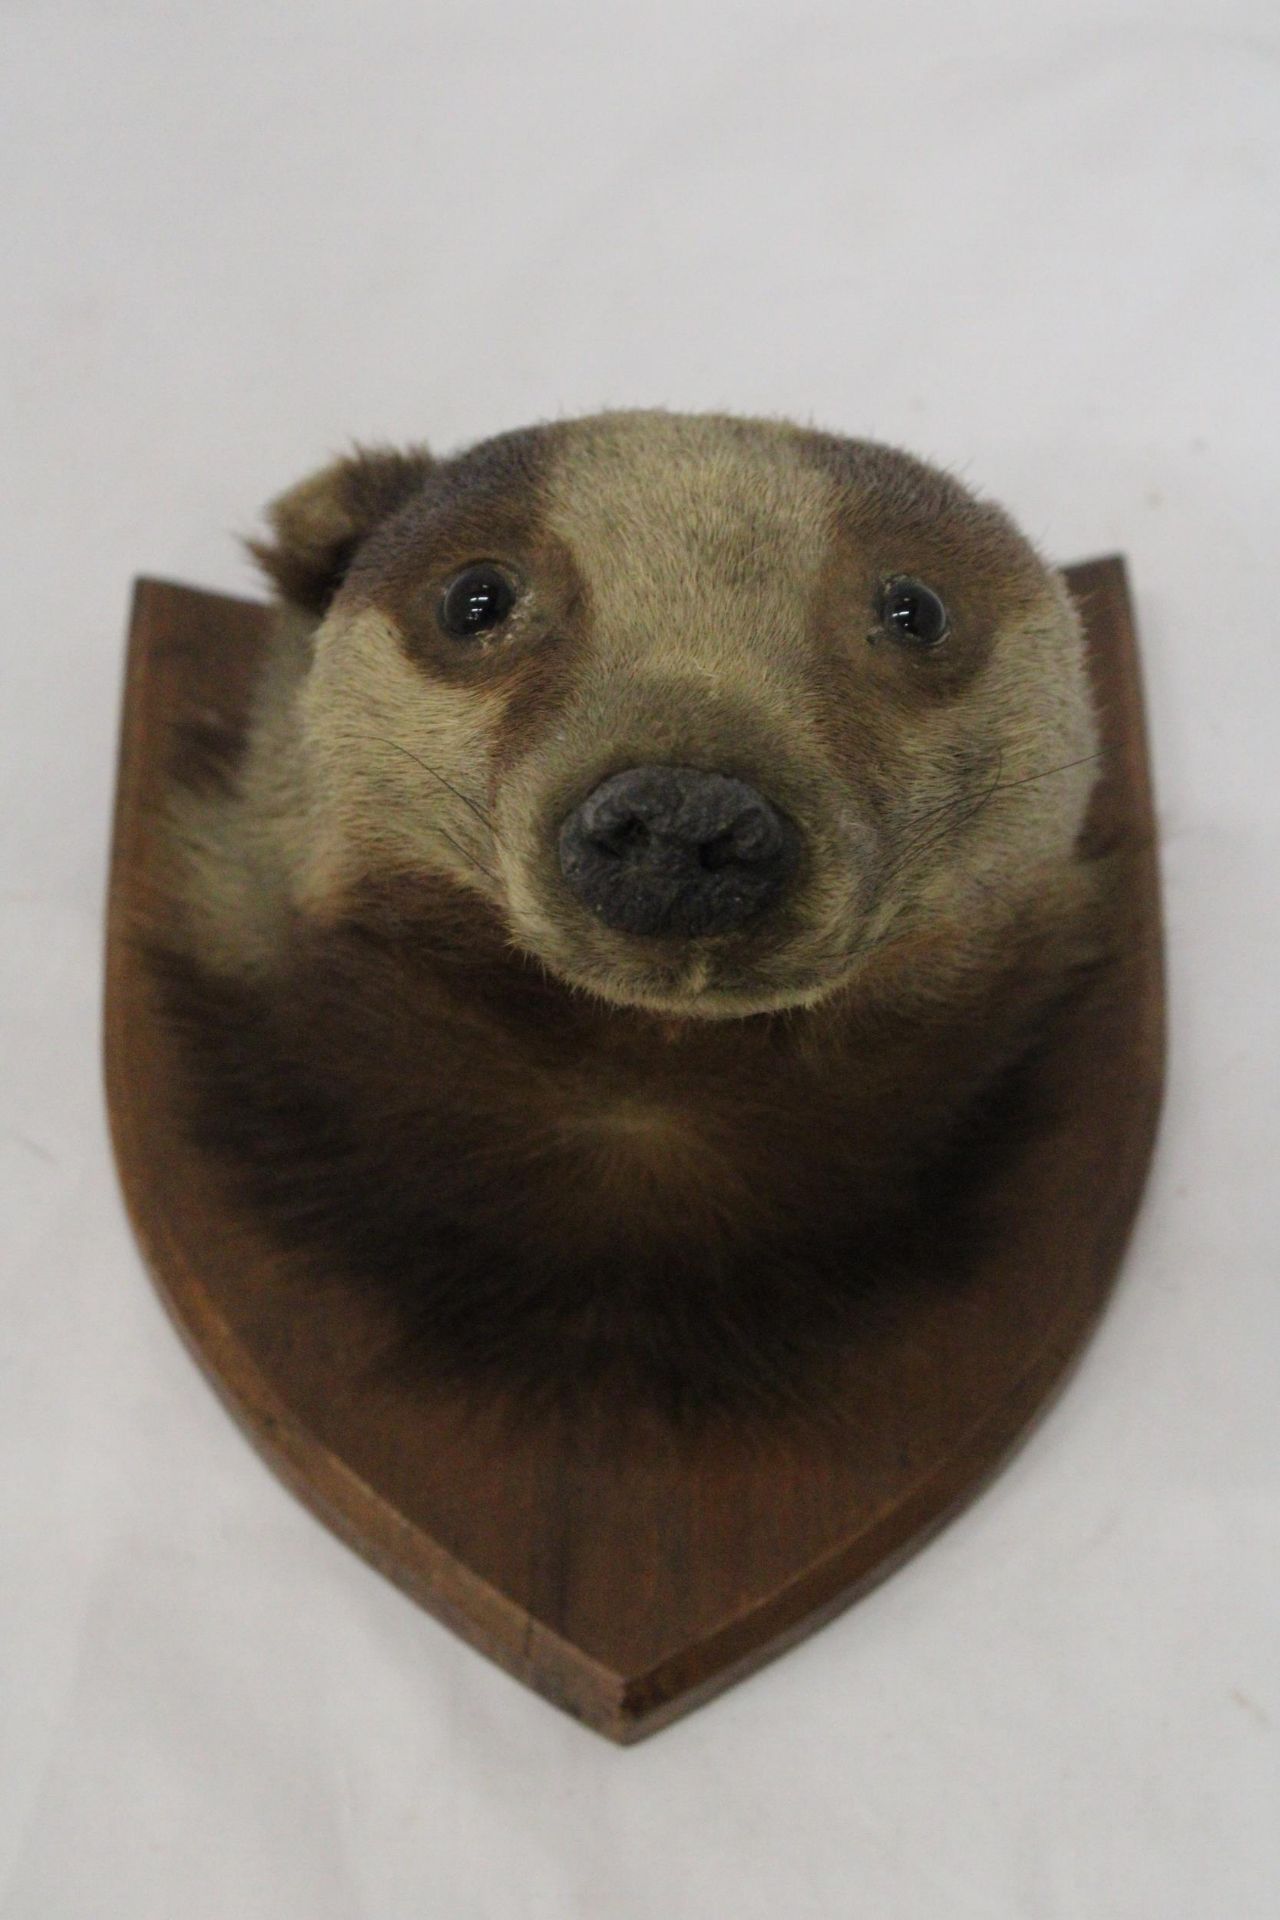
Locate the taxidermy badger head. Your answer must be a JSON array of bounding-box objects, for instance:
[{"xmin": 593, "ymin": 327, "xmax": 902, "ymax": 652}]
[{"xmin": 162, "ymin": 411, "xmax": 1103, "ymax": 1416}]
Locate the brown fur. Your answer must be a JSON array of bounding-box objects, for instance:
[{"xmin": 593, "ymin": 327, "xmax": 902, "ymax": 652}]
[{"xmin": 156, "ymin": 411, "xmax": 1105, "ymax": 1419}]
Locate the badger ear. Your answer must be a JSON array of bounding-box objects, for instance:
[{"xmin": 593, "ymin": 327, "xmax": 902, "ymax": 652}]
[{"xmin": 247, "ymin": 444, "xmax": 435, "ymax": 615}]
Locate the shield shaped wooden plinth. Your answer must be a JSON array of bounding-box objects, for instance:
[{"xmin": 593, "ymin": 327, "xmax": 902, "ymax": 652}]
[{"xmin": 105, "ymin": 558, "xmax": 1163, "ymax": 1742}]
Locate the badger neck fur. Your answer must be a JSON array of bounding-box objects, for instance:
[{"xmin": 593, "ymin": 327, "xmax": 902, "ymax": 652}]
[{"xmin": 159, "ymin": 410, "xmax": 1104, "ymax": 1421}]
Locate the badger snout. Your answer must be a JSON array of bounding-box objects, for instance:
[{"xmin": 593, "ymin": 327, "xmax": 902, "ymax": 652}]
[{"xmin": 557, "ymin": 765, "xmax": 801, "ymax": 938}]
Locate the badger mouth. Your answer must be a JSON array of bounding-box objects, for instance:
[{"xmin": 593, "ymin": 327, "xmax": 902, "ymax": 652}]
[
  {"xmin": 567, "ymin": 955, "xmax": 851, "ymax": 1021},
  {"xmin": 510, "ymin": 902, "xmax": 866, "ymax": 1022}
]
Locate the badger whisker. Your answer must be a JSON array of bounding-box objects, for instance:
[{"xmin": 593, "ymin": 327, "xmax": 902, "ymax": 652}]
[
  {"xmin": 884, "ymin": 745, "xmax": 1105, "ymax": 890},
  {"xmin": 356, "ymin": 733, "xmax": 497, "ymax": 833},
  {"xmin": 884, "ymin": 748, "xmax": 1006, "ymax": 884},
  {"xmin": 432, "ymin": 826, "xmax": 500, "ymax": 888},
  {"xmin": 987, "ymin": 748, "xmax": 1106, "ymax": 795}
]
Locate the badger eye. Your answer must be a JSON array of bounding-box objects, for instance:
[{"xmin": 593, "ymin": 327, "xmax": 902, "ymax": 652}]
[
  {"xmin": 880, "ymin": 577, "xmax": 949, "ymax": 647},
  {"xmin": 438, "ymin": 564, "xmax": 516, "ymax": 639}
]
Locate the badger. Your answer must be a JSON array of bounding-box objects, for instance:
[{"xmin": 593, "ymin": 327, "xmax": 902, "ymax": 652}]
[{"xmin": 157, "ymin": 411, "xmax": 1105, "ymax": 1419}]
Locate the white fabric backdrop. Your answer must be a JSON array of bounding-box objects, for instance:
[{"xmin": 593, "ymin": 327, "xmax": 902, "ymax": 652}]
[{"xmin": 2, "ymin": 2, "xmax": 1277, "ymax": 1914}]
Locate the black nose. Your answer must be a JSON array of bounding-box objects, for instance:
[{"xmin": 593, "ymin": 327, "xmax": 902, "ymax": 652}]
[{"xmin": 557, "ymin": 765, "xmax": 800, "ymax": 938}]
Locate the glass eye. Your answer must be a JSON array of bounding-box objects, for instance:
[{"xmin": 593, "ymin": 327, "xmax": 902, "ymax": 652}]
[
  {"xmin": 438, "ymin": 564, "xmax": 516, "ymax": 639},
  {"xmin": 880, "ymin": 577, "xmax": 949, "ymax": 647}
]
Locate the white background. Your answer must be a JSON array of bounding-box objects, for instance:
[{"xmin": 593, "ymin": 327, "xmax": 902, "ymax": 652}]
[{"xmin": 2, "ymin": 2, "xmax": 1278, "ymax": 1914}]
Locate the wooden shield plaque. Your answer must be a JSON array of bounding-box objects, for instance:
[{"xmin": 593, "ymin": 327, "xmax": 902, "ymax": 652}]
[{"xmin": 104, "ymin": 556, "xmax": 1163, "ymax": 1742}]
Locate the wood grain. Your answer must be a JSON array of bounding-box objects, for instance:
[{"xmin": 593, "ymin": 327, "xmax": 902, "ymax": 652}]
[{"xmin": 104, "ymin": 557, "xmax": 1164, "ymax": 1742}]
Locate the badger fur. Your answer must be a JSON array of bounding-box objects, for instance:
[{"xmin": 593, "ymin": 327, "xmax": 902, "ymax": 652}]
[{"xmin": 156, "ymin": 411, "xmax": 1104, "ymax": 1420}]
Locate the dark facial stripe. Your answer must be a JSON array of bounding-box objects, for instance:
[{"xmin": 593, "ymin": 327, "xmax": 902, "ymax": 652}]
[{"xmin": 341, "ymin": 423, "xmax": 592, "ymax": 777}]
